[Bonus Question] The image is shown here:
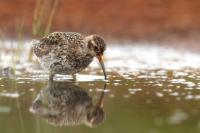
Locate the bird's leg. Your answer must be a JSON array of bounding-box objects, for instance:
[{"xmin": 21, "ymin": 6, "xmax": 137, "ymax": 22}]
[
  {"xmin": 72, "ymin": 73, "xmax": 77, "ymax": 82},
  {"xmin": 72, "ymin": 73, "xmax": 76, "ymax": 79},
  {"xmin": 49, "ymin": 73, "xmax": 55, "ymax": 81}
]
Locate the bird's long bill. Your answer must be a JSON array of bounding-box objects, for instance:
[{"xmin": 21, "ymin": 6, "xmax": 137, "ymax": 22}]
[{"xmin": 97, "ymin": 55, "xmax": 107, "ymax": 80}]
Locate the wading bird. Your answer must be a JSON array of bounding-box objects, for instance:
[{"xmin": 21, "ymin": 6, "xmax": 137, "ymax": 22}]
[{"xmin": 32, "ymin": 32, "xmax": 107, "ymax": 80}]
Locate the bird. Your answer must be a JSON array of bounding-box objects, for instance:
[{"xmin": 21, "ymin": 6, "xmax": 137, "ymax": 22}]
[
  {"xmin": 32, "ymin": 32, "xmax": 107, "ymax": 80},
  {"xmin": 30, "ymin": 80, "xmax": 107, "ymax": 127}
]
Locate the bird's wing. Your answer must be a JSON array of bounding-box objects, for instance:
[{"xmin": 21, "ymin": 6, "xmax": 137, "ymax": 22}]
[{"xmin": 33, "ymin": 32, "xmax": 86, "ymax": 58}]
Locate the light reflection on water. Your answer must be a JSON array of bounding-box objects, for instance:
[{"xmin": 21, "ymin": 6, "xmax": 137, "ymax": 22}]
[{"xmin": 0, "ymin": 43, "xmax": 200, "ymax": 133}]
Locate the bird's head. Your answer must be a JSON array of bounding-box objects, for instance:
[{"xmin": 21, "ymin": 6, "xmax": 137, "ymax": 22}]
[
  {"xmin": 85, "ymin": 35, "xmax": 107, "ymax": 80},
  {"xmin": 86, "ymin": 34, "xmax": 106, "ymax": 57}
]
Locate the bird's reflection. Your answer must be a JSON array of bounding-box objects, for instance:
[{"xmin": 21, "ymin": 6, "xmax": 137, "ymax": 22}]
[{"xmin": 30, "ymin": 80, "xmax": 107, "ymax": 127}]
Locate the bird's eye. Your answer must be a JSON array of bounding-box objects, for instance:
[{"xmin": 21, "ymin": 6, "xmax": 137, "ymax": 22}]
[{"xmin": 94, "ymin": 46, "xmax": 98, "ymax": 50}]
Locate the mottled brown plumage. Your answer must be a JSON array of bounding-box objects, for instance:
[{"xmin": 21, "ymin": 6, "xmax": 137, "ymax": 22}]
[{"xmin": 32, "ymin": 32, "xmax": 107, "ymax": 80}]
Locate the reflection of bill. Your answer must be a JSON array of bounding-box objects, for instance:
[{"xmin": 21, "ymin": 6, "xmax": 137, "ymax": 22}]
[{"xmin": 30, "ymin": 80, "xmax": 107, "ymax": 127}]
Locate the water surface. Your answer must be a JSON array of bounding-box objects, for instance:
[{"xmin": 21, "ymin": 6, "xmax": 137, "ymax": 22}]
[{"xmin": 0, "ymin": 42, "xmax": 200, "ymax": 133}]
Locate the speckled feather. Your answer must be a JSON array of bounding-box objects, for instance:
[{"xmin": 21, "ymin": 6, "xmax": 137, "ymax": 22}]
[{"xmin": 33, "ymin": 32, "xmax": 94, "ymax": 74}]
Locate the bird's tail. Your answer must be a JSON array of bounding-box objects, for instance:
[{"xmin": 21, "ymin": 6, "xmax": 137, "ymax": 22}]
[
  {"xmin": 28, "ymin": 40, "xmax": 40, "ymax": 61},
  {"xmin": 31, "ymin": 39, "xmax": 40, "ymax": 49}
]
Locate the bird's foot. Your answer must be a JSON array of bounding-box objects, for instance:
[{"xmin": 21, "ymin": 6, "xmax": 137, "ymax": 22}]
[{"xmin": 49, "ymin": 73, "xmax": 55, "ymax": 81}]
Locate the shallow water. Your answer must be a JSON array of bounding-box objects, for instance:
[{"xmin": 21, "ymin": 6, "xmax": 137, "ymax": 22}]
[{"xmin": 0, "ymin": 42, "xmax": 200, "ymax": 133}]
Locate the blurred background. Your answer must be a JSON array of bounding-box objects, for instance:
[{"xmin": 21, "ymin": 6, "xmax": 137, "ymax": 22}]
[
  {"xmin": 1, "ymin": 0, "xmax": 200, "ymax": 44},
  {"xmin": 0, "ymin": 1, "xmax": 200, "ymax": 133}
]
